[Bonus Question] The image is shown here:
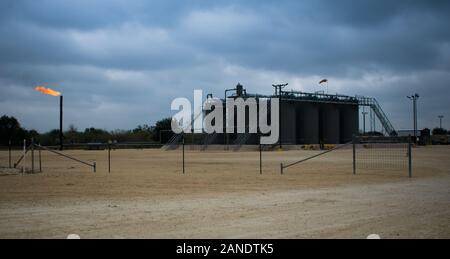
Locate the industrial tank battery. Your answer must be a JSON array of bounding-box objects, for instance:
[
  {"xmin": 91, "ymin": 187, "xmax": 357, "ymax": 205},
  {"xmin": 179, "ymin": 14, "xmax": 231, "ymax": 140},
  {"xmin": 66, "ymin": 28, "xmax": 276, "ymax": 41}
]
[
  {"xmin": 280, "ymin": 100, "xmax": 297, "ymax": 145},
  {"xmin": 295, "ymin": 102, "xmax": 320, "ymax": 144},
  {"xmin": 339, "ymin": 104, "xmax": 359, "ymax": 143},
  {"xmin": 319, "ymin": 103, "xmax": 341, "ymax": 144},
  {"xmin": 196, "ymin": 85, "xmax": 385, "ymax": 146}
]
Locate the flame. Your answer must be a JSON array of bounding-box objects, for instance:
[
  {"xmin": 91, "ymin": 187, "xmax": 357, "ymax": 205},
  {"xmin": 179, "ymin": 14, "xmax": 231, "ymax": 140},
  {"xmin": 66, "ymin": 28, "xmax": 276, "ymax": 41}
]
[{"xmin": 35, "ymin": 86, "xmax": 61, "ymax": 97}]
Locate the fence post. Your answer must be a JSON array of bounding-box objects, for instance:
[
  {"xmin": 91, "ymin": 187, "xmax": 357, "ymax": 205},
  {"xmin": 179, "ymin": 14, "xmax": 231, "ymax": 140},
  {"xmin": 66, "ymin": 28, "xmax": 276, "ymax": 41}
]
[
  {"xmin": 31, "ymin": 138, "xmax": 34, "ymax": 173},
  {"xmin": 182, "ymin": 133, "xmax": 185, "ymax": 174},
  {"xmin": 259, "ymin": 143, "xmax": 262, "ymax": 175},
  {"xmin": 280, "ymin": 163, "xmax": 283, "ymax": 175},
  {"xmin": 22, "ymin": 139, "xmax": 26, "ymax": 174},
  {"xmin": 408, "ymin": 135, "xmax": 412, "ymax": 178},
  {"xmin": 353, "ymin": 135, "xmax": 356, "ymax": 175},
  {"xmin": 39, "ymin": 144, "xmax": 42, "ymax": 172},
  {"xmin": 108, "ymin": 141, "xmax": 111, "ymax": 173},
  {"xmin": 93, "ymin": 162, "xmax": 96, "ymax": 173},
  {"xmin": 8, "ymin": 140, "xmax": 12, "ymax": 168}
]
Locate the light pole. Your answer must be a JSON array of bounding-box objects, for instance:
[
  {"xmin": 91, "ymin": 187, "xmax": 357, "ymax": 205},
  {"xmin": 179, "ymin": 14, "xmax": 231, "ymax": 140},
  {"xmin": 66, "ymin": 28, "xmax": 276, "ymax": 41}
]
[
  {"xmin": 438, "ymin": 115, "xmax": 444, "ymax": 129},
  {"xmin": 407, "ymin": 93, "xmax": 420, "ymax": 143}
]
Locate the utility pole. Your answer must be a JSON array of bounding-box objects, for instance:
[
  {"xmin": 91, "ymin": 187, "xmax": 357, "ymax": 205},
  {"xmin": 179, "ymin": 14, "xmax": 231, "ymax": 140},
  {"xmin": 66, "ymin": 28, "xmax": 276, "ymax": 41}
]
[
  {"xmin": 272, "ymin": 83, "xmax": 288, "ymax": 149},
  {"xmin": 438, "ymin": 115, "xmax": 444, "ymax": 129},
  {"xmin": 407, "ymin": 94, "xmax": 420, "ymax": 143}
]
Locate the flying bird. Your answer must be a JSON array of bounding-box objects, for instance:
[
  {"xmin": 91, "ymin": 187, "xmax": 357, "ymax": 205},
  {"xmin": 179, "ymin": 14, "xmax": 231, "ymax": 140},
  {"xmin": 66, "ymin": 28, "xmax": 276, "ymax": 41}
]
[{"xmin": 319, "ymin": 79, "xmax": 328, "ymax": 84}]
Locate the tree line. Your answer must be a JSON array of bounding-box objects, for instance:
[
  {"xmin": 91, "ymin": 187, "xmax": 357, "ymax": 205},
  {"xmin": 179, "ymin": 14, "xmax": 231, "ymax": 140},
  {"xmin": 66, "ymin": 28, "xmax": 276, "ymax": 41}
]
[
  {"xmin": 1, "ymin": 114, "xmax": 449, "ymax": 147},
  {"xmin": 0, "ymin": 115, "xmax": 173, "ymax": 146}
]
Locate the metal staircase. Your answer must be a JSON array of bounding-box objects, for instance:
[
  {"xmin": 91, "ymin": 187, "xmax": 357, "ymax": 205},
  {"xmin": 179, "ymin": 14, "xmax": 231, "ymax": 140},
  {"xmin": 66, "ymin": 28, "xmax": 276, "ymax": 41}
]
[
  {"xmin": 164, "ymin": 133, "xmax": 183, "ymax": 150},
  {"xmin": 163, "ymin": 111, "xmax": 204, "ymax": 150},
  {"xmin": 357, "ymin": 96, "xmax": 397, "ymax": 136}
]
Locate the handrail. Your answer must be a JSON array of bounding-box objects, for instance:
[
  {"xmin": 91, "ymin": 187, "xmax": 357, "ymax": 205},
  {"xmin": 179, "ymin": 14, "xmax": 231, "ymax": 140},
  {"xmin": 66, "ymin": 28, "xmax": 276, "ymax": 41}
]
[
  {"xmin": 281, "ymin": 142, "xmax": 352, "ymax": 172},
  {"xmin": 35, "ymin": 144, "xmax": 96, "ymax": 172}
]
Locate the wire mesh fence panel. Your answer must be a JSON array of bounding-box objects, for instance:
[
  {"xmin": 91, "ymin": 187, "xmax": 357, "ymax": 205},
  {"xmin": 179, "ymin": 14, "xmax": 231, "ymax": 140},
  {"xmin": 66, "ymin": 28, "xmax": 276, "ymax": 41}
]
[{"xmin": 354, "ymin": 136, "xmax": 412, "ymax": 177}]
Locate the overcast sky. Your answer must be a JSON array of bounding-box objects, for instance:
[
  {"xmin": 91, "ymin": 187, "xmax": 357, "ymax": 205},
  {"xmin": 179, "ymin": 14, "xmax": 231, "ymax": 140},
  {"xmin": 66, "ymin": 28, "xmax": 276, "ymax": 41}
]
[{"xmin": 1, "ymin": 0, "xmax": 449, "ymax": 132}]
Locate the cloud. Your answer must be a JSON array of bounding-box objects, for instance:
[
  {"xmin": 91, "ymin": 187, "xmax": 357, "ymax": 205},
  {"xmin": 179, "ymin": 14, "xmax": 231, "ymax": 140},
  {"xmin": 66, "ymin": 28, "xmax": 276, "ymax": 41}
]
[{"xmin": 0, "ymin": 0, "xmax": 449, "ymax": 132}]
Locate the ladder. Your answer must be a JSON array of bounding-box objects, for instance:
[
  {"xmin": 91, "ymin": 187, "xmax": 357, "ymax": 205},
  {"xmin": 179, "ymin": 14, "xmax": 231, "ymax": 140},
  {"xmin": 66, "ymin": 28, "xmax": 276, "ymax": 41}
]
[{"xmin": 357, "ymin": 96, "xmax": 397, "ymax": 136}]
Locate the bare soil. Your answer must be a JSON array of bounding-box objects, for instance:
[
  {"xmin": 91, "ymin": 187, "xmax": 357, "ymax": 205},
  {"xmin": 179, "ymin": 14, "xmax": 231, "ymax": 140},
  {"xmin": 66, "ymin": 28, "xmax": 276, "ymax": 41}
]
[{"xmin": 0, "ymin": 146, "xmax": 449, "ymax": 239}]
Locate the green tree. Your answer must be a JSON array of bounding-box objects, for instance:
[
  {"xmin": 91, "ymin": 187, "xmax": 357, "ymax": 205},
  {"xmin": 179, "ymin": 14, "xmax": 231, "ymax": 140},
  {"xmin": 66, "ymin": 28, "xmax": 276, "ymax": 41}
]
[
  {"xmin": 64, "ymin": 124, "xmax": 81, "ymax": 144},
  {"xmin": 130, "ymin": 124, "xmax": 154, "ymax": 142},
  {"xmin": 0, "ymin": 115, "xmax": 29, "ymax": 145},
  {"xmin": 153, "ymin": 117, "xmax": 173, "ymax": 142},
  {"xmin": 82, "ymin": 127, "xmax": 111, "ymax": 143},
  {"xmin": 432, "ymin": 128, "xmax": 448, "ymax": 135}
]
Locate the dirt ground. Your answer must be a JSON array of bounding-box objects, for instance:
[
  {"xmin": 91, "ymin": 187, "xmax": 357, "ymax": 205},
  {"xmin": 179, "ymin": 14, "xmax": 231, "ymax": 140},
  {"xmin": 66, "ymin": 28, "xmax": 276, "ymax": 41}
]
[{"xmin": 0, "ymin": 146, "xmax": 449, "ymax": 239}]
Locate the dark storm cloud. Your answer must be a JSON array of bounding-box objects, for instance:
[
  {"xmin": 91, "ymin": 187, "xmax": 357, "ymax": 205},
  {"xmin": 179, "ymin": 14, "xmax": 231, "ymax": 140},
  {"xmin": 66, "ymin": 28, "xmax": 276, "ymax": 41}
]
[{"xmin": 0, "ymin": 0, "xmax": 449, "ymax": 131}]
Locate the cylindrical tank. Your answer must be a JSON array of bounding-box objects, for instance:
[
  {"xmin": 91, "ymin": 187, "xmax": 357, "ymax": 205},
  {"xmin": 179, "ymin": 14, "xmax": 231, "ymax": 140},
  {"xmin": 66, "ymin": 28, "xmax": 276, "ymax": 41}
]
[
  {"xmin": 320, "ymin": 104, "xmax": 340, "ymax": 144},
  {"xmin": 296, "ymin": 102, "xmax": 319, "ymax": 144},
  {"xmin": 339, "ymin": 104, "xmax": 359, "ymax": 143},
  {"xmin": 280, "ymin": 100, "xmax": 297, "ymax": 144}
]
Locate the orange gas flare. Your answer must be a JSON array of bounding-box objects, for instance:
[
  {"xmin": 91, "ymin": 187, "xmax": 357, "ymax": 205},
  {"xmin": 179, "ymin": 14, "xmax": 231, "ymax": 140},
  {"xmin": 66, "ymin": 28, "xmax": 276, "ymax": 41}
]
[{"xmin": 35, "ymin": 86, "xmax": 61, "ymax": 97}]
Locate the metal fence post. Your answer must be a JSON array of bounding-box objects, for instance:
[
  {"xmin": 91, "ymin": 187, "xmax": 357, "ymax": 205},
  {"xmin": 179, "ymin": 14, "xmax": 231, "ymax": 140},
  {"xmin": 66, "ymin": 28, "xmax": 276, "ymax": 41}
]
[
  {"xmin": 353, "ymin": 135, "xmax": 356, "ymax": 175},
  {"xmin": 260, "ymin": 143, "xmax": 263, "ymax": 175},
  {"xmin": 408, "ymin": 135, "xmax": 412, "ymax": 178},
  {"xmin": 31, "ymin": 138, "xmax": 34, "ymax": 173},
  {"xmin": 108, "ymin": 142, "xmax": 111, "ymax": 173},
  {"xmin": 22, "ymin": 139, "xmax": 26, "ymax": 174},
  {"xmin": 182, "ymin": 133, "xmax": 185, "ymax": 174},
  {"xmin": 39, "ymin": 145, "xmax": 42, "ymax": 172},
  {"xmin": 8, "ymin": 140, "xmax": 12, "ymax": 168}
]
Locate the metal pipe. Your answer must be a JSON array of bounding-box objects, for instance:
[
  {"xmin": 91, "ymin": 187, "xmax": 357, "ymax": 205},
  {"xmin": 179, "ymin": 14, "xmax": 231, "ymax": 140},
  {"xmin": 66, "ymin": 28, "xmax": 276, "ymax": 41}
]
[
  {"xmin": 259, "ymin": 143, "xmax": 262, "ymax": 175},
  {"xmin": 182, "ymin": 133, "xmax": 185, "ymax": 174},
  {"xmin": 408, "ymin": 135, "xmax": 412, "ymax": 178},
  {"xmin": 31, "ymin": 138, "xmax": 34, "ymax": 173},
  {"xmin": 279, "ymin": 91, "xmax": 282, "ymax": 149},
  {"xmin": 224, "ymin": 88, "xmax": 237, "ymax": 150},
  {"xmin": 273, "ymin": 83, "xmax": 288, "ymax": 149},
  {"xmin": 408, "ymin": 94, "xmax": 419, "ymax": 143},
  {"xmin": 108, "ymin": 142, "xmax": 111, "ymax": 173},
  {"xmin": 353, "ymin": 135, "xmax": 356, "ymax": 175},
  {"xmin": 39, "ymin": 146, "xmax": 42, "ymax": 172},
  {"xmin": 413, "ymin": 98, "xmax": 417, "ymax": 141},
  {"xmin": 8, "ymin": 140, "xmax": 11, "ymax": 168},
  {"xmin": 22, "ymin": 139, "xmax": 26, "ymax": 174},
  {"xmin": 439, "ymin": 115, "xmax": 444, "ymax": 129},
  {"xmin": 37, "ymin": 144, "xmax": 95, "ymax": 169},
  {"xmin": 282, "ymin": 142, "xmax": 352, "ymax": 170},
  {"xmin": 60, "ymin": 95, "xmax": 63, "ymax": 151},
  {"xmin": 14, "ymin": 146, "xmax": 30, "ymax": 168},
  {"xmin": 362, "ymin": 111, "xmax": 368, "ymax": 134}
]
